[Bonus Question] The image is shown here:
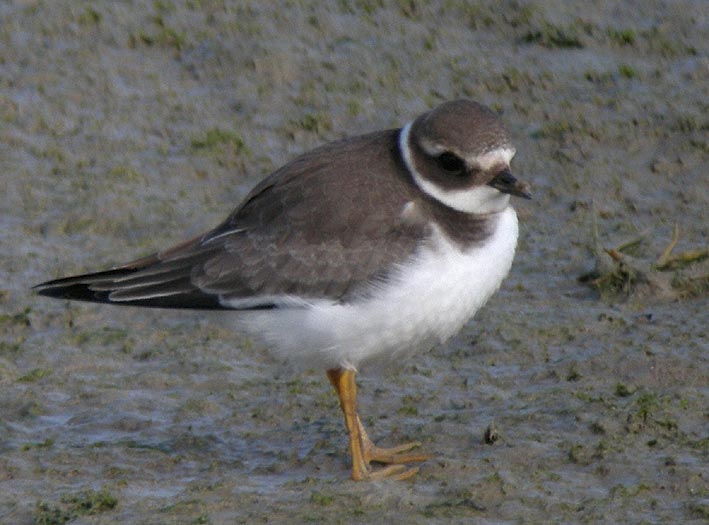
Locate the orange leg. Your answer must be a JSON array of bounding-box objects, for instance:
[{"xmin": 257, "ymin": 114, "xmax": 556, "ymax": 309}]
[{"xmin": 327, "ymin": 367, "xmax": 431, "ymax": 481}]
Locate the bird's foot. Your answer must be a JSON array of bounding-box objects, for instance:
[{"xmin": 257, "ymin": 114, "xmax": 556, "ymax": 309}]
[
  {"xmin": 352, "ymin": 418, "xmax": 431, "ymax": 480},
  {"xmin": 327, "ymin": 368, "xmax": 432, "ymax": 482},
  {"xmin": 363, "ymin": 438, "xmax": 431, "ymax": 465}
]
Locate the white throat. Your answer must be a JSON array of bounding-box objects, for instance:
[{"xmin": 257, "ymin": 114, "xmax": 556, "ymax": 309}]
[{"xmin": 399, "ymin": 122, "xmax": 513, "ymax": 215}]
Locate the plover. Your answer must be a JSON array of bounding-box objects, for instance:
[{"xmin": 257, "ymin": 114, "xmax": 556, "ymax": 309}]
[{"xmin": 35, "ymin": 99, "xmax": 531, "ymax": 481}]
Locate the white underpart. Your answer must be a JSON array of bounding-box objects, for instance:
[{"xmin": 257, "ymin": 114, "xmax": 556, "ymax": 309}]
[
  {"xmin": 400, "ymin": 121, "xmax": 516, "ymax": 215},
  {"xmin": 231, "ymin": 207, "xmax": 519, "ymax": 370}
]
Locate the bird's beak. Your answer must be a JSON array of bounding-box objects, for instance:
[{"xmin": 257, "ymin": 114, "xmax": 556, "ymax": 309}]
[{"xmin": 488, "ymin": 169, "xmax": 532, "ymax": 199}]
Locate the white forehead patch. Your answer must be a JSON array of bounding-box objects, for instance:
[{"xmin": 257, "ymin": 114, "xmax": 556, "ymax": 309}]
[
  {"xmin": 472, "ymin": 147, "xmax": 516, "ymax": 170},
  {"xmin": 399, "ymin": 122, "xmax": 513, "ymax": 215}
]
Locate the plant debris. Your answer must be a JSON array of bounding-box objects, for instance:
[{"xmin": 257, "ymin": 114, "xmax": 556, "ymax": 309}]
[{"xmin": 579, "ymin": 207, "xmax": 709, "ymax": 301}]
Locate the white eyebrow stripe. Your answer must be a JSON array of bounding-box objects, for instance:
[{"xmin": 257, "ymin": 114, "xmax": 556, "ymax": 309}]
[{"xmin": 410, "ymin": 129, "xmax": 515, "ymax": 173}]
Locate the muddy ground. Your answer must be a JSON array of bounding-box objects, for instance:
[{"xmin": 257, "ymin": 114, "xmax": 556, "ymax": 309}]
[{"xmin": 1, "ymin": 1, "xmax": 707, "ymax": 524}]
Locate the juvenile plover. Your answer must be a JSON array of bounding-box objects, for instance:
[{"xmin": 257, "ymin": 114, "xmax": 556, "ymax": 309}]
[{"xmin": 35, "ymin": 99, "xmax": 531, "ymax": 481}]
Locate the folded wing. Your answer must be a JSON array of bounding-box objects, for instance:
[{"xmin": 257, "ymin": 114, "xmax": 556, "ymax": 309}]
[{"xmin": 35, "ymin": 130, "xmax": 427, "ymax": 310}]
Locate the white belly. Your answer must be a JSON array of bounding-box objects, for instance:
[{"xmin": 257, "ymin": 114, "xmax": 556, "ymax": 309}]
[{"xmin": 240, "ymin": 207, "xmax": 519, "ymax": 370}]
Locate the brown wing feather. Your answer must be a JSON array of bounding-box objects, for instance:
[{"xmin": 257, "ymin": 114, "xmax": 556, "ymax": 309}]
[{"xmin": 35, "ymin": 129, "xmax": 429, "ymax": 310}]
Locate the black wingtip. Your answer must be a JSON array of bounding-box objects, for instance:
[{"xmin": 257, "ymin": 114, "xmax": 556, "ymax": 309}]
[
  {"xmin": 34, "ymin": 281, "xmax": 102, "ymax": 302},
  {"xmin": 33, "ymin": 273, "xmax": 125, "ymax": 304},
  {"xmin": 33, "ymin": 272, "xmax": 230, "ymax": 310}
]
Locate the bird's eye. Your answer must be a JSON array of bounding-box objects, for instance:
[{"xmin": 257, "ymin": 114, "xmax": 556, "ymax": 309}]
[{"xmin": 437, "ymin": 152, "xmax": 466, "ymax": 175}]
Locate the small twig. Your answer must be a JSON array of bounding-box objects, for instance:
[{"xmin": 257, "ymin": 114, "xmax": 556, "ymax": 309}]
[
  {"xmin": 604, "ymin": 248, "xmax": 624, "ymax": 262},
  {"xmin": 656, "ymin": 223, "xmax": 680, "ymax": 268},
  {"xmin": 615, "ymin": 231, "xmax": 649, "ymax": 253},
  {"xmin": 656, "ymin": 249, "xmax": 709, "ymax": 271}
]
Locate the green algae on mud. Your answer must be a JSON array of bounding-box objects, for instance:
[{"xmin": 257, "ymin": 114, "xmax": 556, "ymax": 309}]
[{"xmin": 34, "ymin": 488, "xmax": 117, "ymax": 525}]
